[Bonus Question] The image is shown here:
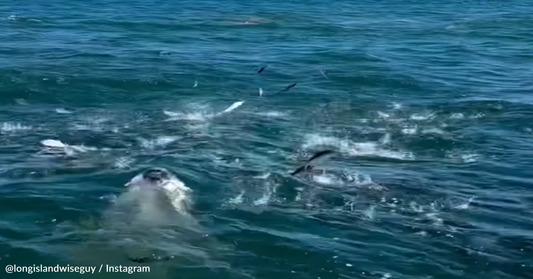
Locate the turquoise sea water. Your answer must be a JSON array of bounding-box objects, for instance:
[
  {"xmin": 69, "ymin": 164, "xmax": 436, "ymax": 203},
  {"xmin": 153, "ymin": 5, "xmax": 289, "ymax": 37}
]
[{"xmin": 1, "ymin": 1, "xmax": 533, "ymax": 278}]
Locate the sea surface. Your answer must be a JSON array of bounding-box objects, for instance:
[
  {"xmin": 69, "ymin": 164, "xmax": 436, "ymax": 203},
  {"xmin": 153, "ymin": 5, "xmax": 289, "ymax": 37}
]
[{"xmin": 1, "ymin": 0, "xmax": 533, "ymax": 278}]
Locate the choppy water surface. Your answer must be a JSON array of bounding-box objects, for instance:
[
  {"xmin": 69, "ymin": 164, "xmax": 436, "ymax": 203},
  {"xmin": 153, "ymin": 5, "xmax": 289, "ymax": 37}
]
[{"xmin": 1, "ymin": 1, "xmax": 533, "ymax": 278}]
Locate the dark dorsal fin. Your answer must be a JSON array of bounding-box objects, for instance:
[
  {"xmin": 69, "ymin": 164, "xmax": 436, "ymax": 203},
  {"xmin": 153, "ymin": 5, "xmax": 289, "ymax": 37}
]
[
  {"xmin": 306, "ymin": 150, "xmax": 335, "ymax": 164},
  {"xmin": 291, "ymin": 150, "xmax": 336, "ymax": 176},
  {"xmin": 291, "ymin": 165, "xmax": 314, "ymax": 176}
]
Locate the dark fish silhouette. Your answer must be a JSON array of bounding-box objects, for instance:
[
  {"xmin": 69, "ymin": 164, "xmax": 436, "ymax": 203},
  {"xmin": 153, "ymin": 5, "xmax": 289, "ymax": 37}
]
[
  {"xmin": 279, "ymin": 83, "xmax": 297, "ymax": 93},
  {"xmin": 129, "ymin": 255, "xmax": 172, "ymax": 264},
  {"xmin": 258, "ymin": 66, "xmax": 267, "ymax": 73},
  {"xmin": 130, "ymin": 257, "xmax": 151, "ymax": 263},
  {"xmin": 291, "ymin": 150, "xmax": 336, "ymax": 176},
  {"xmin": 307, "ymin": 150, "xmax": 335, "ymax": 163}
]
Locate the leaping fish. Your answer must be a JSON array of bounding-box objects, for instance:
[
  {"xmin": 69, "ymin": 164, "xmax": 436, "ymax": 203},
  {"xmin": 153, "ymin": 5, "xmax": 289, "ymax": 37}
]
[{"xmin": 215, "ymin": 101, "xmax": 245, "ymax": 117}]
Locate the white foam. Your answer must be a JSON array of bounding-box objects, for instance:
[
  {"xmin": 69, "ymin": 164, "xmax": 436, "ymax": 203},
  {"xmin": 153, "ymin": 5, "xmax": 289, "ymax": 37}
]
[
  {"xmin": 253, "ymin": 194, "xmax": 270, "ymax": 206},
  {"xmin": 163, "ymin": 102, "xmax": 219, "ymax": 122},
  {"xmin": 164, "ymin": 110, "xmax": 211, "ymax": 122},
  {"xmin": 70, "ymin": 116, "xmax": 110, "ymax": 132},
  {"xmin": 379, "ymin": 133, "xmax": 391, "ymax": 145},
  {"xmin": 421, "ymin": 128, "xmax": 445, "ymax": 135},
  {"xmin": 377, "ymin": 111, "xmax": 391, "ymax": 119},
  {"xmin": 1, "ymin": 122, "xmax": 32, "ymax": 133},
  {"xmin": 454, "ymin": 196, "xmax": 476, "ymax": 210},
  {"xmin": 363, "ymin": 205, "xmax": 376, "ymax": 220},
  {"xmin": 302, "ymin": 134, "xmax": 414, "ymax": 160},
  {"xmin": 409, "ymin": 201, "xmax": 425, "ymax": 213},
  {"xmin": 295, "ymin": 191, "xmax": 302, "ymax": 201},
  {"xmin": 449, "ymin": 113, "xmax": 464, "ymax": 119},
  {"xmin": 184, "ymin": 123, "xmax": 211, "ymax": 133},
  {"xmin": 401, "ymin": 125, "xmax": 418, "ymax": 135},
  {"xmin": 67, "ymin": 145, "xmax": 97, "ymax": 153},
  {"xmin": 254, "ymin": 111, "xmax": 288, "ymax": 118},
  {"xmin": 253, "ymin": 180, "xmax": 279, "ymax": 206},
  {"xmin": 113, "ymin": 157, "xmax": 135, "ymax": 169},
  {"xmin": 253, "ymin": 173, "xmax": 271, "ymax": 179},
  {"xmin": 410, "ymin": 112, "xmax": 435, "ymax": 121},
  {"xmin": 390, "ymin": 103, "xmax": 402, "ymax": 110},
  {"xmin": 312, "ymin": 173, "xmax": 340, "ymax": 185},
  {"xmin": 72, "ymin": 124, "xmax": 103, "ymax": 131},
  {"xmin": 425, "ymin": 213, "xmax": 443, "ymax": 226},
  {"xmin": 447, "ymin": 151, "xmax": 480, "ymax": 163},
  {"xmin": 227, "ymin": 190, "xmax": 245, "ymax": 205},
  {"xmin": 137, "ymin": 136, "xmax": 179, "ymax": 150},
  {"xmin": 83, "ymin": 116, "xmax": 110, "ymax": 124}
]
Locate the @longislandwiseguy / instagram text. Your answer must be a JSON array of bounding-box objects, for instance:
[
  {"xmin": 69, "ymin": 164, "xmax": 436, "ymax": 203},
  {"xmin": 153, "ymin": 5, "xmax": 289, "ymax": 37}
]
[{"xmin": 5, "ymin": 264, "xmax": 151, "ymax": 274}]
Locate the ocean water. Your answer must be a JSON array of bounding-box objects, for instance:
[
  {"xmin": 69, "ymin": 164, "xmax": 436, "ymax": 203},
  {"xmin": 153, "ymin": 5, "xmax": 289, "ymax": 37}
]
[{"xmin": 1, "ymin": 0, "xmax": 533, "ymax": 278}]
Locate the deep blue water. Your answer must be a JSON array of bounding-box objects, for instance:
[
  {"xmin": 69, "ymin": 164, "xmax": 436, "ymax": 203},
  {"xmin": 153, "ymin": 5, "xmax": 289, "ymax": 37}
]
[{"xmin": 1, "ymin": 1, "xmax": 533, "ymax": 278}]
